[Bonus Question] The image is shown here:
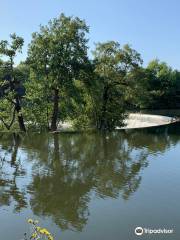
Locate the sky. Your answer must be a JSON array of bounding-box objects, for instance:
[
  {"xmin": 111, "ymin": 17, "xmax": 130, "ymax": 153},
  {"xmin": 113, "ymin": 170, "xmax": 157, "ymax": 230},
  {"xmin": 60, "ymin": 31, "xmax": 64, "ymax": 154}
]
[{"xmin": 0, "ymin": 0, "xmax": 180, "ymax": 69}]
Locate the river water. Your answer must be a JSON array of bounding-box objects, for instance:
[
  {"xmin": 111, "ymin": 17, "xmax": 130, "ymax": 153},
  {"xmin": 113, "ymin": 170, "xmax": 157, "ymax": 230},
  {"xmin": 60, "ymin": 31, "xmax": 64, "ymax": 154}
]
[{"xmin": 0, "ymin": 122, "xmax": 180, "ymax": 240}]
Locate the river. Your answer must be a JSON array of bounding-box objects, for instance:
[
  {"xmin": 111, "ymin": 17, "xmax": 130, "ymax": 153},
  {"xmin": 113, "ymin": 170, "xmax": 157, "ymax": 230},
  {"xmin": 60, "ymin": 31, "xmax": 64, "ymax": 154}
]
[{"xmin": 0, "ymin": 122, "xmax": 180, "ymax": 239}]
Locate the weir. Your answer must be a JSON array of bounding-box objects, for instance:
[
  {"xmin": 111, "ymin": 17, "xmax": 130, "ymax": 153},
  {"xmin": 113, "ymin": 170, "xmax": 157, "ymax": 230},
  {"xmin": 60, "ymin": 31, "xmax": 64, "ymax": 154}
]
[
  {"xmin": 120, "ymin": 113, "xmax": 177, "ymax": 129},
  {"xmin": 57, "ymin": 113, "xmax": 178, "ymax": 131}
]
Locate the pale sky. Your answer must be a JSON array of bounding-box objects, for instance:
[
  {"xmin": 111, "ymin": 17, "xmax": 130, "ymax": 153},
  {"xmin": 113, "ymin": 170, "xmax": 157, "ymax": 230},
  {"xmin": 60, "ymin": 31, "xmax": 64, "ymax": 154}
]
[{"xmin": 1, "ymin": 0, "xmax": 180, "ymax": 69}]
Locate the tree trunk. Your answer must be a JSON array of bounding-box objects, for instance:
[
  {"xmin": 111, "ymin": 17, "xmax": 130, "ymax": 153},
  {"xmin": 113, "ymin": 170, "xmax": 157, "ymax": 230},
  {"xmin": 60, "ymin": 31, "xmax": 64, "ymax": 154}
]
[
  {"xmin": 99, "ymin": 86, "xmax": 109, "ymax": 130},
  {"xmin": 9, "ymin": 59, "xmax": 26, "ymax": 132},
  {"xmin": 51, "ymin": 88, "xmax": 59, "ymax": 131},
  {"xmin": 15, "ymin": 97, "xmax": 26, "ymax": 132},
  {"xmin": 17, "ymin": 114, "xmax": 26, "ymax": 132}
]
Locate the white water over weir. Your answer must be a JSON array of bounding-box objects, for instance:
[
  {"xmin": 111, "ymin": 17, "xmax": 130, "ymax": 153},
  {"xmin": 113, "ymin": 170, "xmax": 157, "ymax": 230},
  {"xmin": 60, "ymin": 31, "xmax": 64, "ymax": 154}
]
[
  {"xmin": 119, "ymin": 113, "xmax": 177, "ymax": 129},
  {"xmin": 58, "ymin": 113, "xmax": 178, "ymax": 131}
]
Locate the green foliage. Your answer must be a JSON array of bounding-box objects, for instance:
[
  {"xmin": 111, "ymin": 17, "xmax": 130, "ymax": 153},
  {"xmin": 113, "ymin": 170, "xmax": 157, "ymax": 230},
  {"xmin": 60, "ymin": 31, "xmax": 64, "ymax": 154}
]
[
  {"xmin": 0, "ymin": 14, "xmax": 180, "ymax": 133},
  {"xmin": 27, "ymin": 13, "xmax": 89, "ymax": 131},
  {"xmin": 0, "ymin": 34, "xmax": 26, "ymax": 131},
  {"xmin": 125, "ymin": 59, "xmax": 180, "ymax": 110},
  {"xmin": 146, "ymin": 59, "xmax": 177, "ymax": 108},
  {"xmin": 91, "ymin": 41, "xmax": 142, "ymax": 130},
  {"xmin": 24, "ymin": 70, "xmax": 52, "ymax": 130},
  {"xmin": 141, "ymin": 60, "xmax": 179, "ymax": 109}
]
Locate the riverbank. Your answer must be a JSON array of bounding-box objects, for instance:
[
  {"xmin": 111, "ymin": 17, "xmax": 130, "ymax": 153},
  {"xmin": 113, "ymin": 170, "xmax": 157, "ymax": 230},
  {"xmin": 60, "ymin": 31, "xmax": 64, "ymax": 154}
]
[{"xmin": 0, "ymin": 113, "xmax": 178, "ymax": 133}]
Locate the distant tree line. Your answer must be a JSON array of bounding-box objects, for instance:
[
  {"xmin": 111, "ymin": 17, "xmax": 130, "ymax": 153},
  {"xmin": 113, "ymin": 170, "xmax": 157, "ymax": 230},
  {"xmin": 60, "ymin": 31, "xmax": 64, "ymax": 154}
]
[{"xmin": 0, "ymin": 13, "xmax": 180, "ymax": 132}]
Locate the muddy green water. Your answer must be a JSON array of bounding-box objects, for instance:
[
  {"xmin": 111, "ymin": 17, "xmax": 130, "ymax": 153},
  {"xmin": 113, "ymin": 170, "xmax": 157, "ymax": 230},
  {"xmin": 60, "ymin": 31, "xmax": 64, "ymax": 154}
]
[{"xmin": 0, "ymin": 123, "xmax": 180, "ymax": 240}]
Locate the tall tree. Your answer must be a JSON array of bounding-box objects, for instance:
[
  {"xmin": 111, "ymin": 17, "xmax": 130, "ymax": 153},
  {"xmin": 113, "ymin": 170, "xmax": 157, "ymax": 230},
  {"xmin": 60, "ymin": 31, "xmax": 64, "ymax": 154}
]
[
  {"xmin": 92, "ymin": 41, "xmax": 142, "ymax": 130},
  {"xmin": 28, "ymin": 13, "xmax": 89, "ymax": 131},
  {"xmin": 0, "ymin": 34, "xmax": 26, "ymax": 132}
]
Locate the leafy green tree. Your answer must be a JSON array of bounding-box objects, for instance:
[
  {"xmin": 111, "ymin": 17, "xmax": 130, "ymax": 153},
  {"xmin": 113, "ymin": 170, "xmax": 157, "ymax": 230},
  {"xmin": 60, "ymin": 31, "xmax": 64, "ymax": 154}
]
[
  {"xmin": 123, "ymin": 67, "xmax": 153, "ymax": 109},
  {"xmin": 28, "ymin": 13, "xmax": 89, "ymax": 131},
  {"xmin": 0, "ymin": 34, "xmax": 26, "ymax": 131},
  {"xmin": 92, "ymin": 41, "xmax": 142, "ymax": 130},
  {"xmin": 146, "ymin": 59, "xmax": 177, "ymax": 108},
  {"xmin": 125, "ymin": 59, "xmax": 180, "ymax": 110}
]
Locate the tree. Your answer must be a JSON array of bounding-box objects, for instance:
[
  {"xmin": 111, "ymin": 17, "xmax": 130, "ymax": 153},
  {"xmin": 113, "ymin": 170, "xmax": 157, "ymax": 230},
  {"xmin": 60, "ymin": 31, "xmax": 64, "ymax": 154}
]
[
  {"xmin": 123, "ymin": 67, "xmax": 153, "ymax": 109},
  {"xmin": 123, "ymin": 59, "xmax": 180, "ymax": 110},
  {"xmin": 0, "ymin": 34, "xmax": 26, "ymax": 132},
  {"xmin": 28, "ymin": 13, "xmax": 89, "ymax": 131},
  {"xmin": 146, "ymin": 59, "xmax": 177, "ymax": 108},
  {"xmin": 92, "ymin": 41, "xmax": 142, "ymax": 130}
]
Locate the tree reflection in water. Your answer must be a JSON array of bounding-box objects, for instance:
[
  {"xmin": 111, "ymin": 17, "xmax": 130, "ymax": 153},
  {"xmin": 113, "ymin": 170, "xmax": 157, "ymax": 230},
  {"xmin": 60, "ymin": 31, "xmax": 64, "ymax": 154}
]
[
  {"xmin": 0, "ymin": 123, "xmax": 179, "ymax": 231},
  {"xmin": 0, "ymin": 133, "xmax": 27, "ymax": 212},
  {"xmin": 26, "ymin": 133, "xmax": 149, "ymax": 231}
]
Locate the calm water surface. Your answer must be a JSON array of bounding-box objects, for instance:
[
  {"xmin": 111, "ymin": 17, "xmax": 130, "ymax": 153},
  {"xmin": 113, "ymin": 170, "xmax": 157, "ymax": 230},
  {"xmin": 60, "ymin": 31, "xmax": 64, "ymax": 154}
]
[{"xmin": 0, "ymin": 123, "xmax": 180, "ymax": 240}]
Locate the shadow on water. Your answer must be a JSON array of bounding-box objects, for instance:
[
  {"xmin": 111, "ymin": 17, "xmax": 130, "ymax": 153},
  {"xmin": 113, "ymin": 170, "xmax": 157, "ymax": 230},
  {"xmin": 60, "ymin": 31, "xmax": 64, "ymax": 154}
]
[{"xmin": 0, "ymin": 122, "xmax": 180, "ymax": 231}]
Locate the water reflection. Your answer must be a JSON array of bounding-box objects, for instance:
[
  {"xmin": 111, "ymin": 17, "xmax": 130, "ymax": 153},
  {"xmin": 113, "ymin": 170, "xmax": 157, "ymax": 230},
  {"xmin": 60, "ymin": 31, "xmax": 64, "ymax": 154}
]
[
  {"xmin": 27, "ymin": 133, "xmax": 149, "ymax": 231},
  {"xmin": 0, "ymin": 123, "xmax": 179, "ymax": 231},
  {"xmin": 0, "ymin": 133, "xmax": 27, "ymax": 212}
]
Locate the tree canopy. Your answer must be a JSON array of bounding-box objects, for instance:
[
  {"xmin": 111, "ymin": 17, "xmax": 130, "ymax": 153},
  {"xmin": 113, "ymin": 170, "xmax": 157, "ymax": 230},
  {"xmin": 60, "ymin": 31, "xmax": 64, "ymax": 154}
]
[{"xmin": 0, "ymin": 13, "xmax": 180, "ymax": 132}]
